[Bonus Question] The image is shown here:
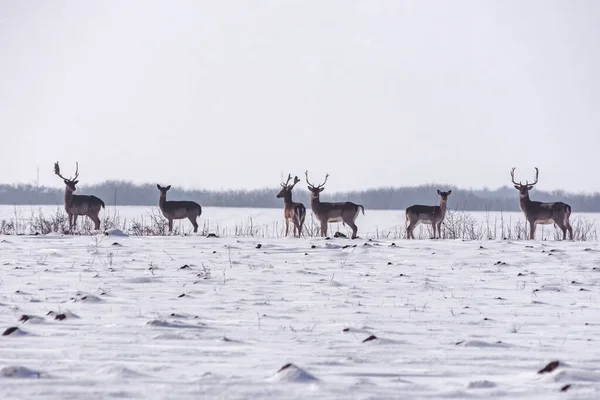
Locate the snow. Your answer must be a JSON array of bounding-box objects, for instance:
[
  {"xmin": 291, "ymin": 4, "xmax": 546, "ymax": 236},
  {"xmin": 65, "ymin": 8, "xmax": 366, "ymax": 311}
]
[{"xmin": 1, "ymin": 233, "xmax": 599, "ymax": 399}]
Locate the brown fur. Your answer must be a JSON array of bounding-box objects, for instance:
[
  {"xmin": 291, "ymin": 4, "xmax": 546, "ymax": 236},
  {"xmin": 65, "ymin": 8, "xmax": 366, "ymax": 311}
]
[
  {"xmin": 305, "ymin": 171, "xmax": 364, "ymax": 239},
  {"xmin": 54, "ymin": 162, "xmax": 104, "ymax": 232},
  {"xmin": 511, "ymin": 168, "xmax": 573, "ymax": 240},
  {"xmin": 157, "ymin": 185, "xmax": 202, "ymax": 233},
  {"xmin": 276, "ymin": 175, "xmax": 306, "ymax": 238},
  {"xmin": 406, "ymin": 190, "xmax": 451, "ymax": 239}
]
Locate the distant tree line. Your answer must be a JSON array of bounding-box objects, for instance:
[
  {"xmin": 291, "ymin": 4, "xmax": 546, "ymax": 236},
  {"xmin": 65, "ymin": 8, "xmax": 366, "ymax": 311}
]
[{"xmin": 1, "ymin": 181, "xmax": 600, "ymax": 212}]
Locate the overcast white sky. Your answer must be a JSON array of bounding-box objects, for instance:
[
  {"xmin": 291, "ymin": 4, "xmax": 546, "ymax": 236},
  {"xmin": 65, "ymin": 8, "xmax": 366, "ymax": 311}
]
[{"xmin": 1, "ymin": 1, "xmax": 599, "ymax": 192}]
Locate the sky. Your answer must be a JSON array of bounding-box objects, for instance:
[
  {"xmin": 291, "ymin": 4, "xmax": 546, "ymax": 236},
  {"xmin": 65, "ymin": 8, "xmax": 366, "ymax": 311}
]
[{"xmin": 1, "ymin": 1, "xmax": 599, "ymax": 193}]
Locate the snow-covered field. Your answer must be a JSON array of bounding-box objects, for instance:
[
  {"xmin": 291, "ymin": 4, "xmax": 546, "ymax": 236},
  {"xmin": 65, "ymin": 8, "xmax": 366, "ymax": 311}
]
[{"xmin": 1, "ymin": 232, "xmax": 599, "ymax": 399}]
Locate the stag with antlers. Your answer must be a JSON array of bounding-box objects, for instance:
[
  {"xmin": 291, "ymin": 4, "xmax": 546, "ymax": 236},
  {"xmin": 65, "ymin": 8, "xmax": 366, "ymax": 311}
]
[
  {"xmin": 276, "ymin": 174, "xmax": 306, "ymax": 238},
  {"xmin": 511, "ymin": 167, "xmax": 573, "ymax": 240},
  {"xmin": 54, "ymin": 162, "xmax": 105, "ymax": 232},
  {"xmin": 305, "ymin": 171, "xmax": 365, "ymax": 239}
]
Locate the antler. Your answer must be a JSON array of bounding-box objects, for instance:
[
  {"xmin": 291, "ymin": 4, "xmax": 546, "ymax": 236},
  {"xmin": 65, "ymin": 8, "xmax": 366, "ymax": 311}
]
[
  {"xmin": 510, "ymin": 167, "xmax": 521, "ymax": 186},
  {"xmin": 289, "ymin": 175, "xmax": 300, "ymax": 189},
  {"xmin": 306, "ymin": 170, "xmax": 329, "ymax": 188},
  {"xmin": 54, "ymin": 161, "xmax": 79, "ymax": 181},
  {"xmin": 511, "ymin": 167, "xmax": 538, "ymax": 187},
  {"xmin": 280, "ymin": 173, "xmax": 292, "ymax": 188},
  {"xmin": 320, "ymin": 173, "xmax": 330, "ymax": 188},
  {"xmin": 529, "ymin": 167, "xmax": 539, "ymax": 186},
  {"xmin": 54, "ymin": 162, "xmax": 68, "ymax": 180},
  {"xmin": 305, "ymin": 170, "xmax": 315, "ymax": 188}
]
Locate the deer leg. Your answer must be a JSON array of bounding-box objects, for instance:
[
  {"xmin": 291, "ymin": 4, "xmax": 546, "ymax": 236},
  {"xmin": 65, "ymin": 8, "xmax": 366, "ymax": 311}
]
[
  {"xmin": 529, "ymin": 220, "xmax": 536, "ymax": 240},
  {"xmin": 89, "ymin": 214, "xmax": 100, "ymax": 230},
  {"xmin": 436, "ymin": 222, "xmax": 442, "ymax": 239},
  {"xmin": 409, "ymin": 221, "xmax": 419, "ymax": 239},
  {"xmin": 431, "ymin": 223, "xmax": 436, "ymax": 240},
  {"xmin": 292, "ymin": 216, "xmax": 300, "ymax": 238},
  {"xmin": 566, "ymin": 221, "xmax": 573, "ymax": 241},
  {"xmin": 321, "ymin": 221, "xmax": 327, "ymax": 237},
  {"xmin": 188, "ymin": 216, "xmax": 198, "ymax": 233},
  {"xmin": 285, "ymin": 219, "xmax": 290, "ymax": 237},
  {"xmin": 297, "ymin": 217, "xmax": 304, "ymax": 238},
  {"xmin": 345, "ymin": 220, "xmax": 359, "ymax": 239},
  {"xmin": 73, "ymin": 215, "xmax": 78, "ymax": 231},
  {"xmin": 168, "ymin": 219, "xmax": 173, "ymax": 233},
  {"xmin": 555, "ymin": 220, "xmax": 567, "ymax": 240}
]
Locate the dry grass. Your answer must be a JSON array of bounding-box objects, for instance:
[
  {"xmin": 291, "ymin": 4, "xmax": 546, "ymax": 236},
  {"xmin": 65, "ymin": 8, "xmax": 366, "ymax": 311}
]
[{"xmin": 0, "ymin": 207, "xmax": 597, "ymax": 241}]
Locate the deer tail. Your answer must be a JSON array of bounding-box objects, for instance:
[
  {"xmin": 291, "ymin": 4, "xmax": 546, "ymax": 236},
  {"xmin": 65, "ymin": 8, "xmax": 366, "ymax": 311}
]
[
  {"xmin": 359, "ymin": 205, "xmax": 365, "ymax": 215},
  {"xmin": 564, "ymin": 204, "xmax": 571, "ymax": 224},
  {"xmin": 92, "ymin": 196, "xmax": 105, "ymax": 209}
]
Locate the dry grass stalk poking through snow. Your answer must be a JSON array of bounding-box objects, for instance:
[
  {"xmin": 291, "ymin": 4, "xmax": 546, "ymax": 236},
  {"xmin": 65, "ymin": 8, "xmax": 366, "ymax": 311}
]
[{"xmin": 0, "ymin": 206, "xmax": 597, "ymax": 241}]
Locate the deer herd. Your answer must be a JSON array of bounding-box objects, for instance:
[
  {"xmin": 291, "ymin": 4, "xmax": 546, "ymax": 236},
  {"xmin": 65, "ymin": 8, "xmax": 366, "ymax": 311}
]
[{"xmin": 53, "ymin": 162, "xmax": 574, "ymax": 241}]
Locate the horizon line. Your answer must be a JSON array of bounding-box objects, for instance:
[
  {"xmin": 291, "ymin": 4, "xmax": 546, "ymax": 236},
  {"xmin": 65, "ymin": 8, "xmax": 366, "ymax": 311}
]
[{"xmin": 1, "ymin": 179, "xmax": 599, "ymax": 196}]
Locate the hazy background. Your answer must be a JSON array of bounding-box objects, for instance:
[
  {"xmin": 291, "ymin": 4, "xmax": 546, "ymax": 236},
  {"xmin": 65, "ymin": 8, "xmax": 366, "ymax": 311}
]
[{"xmin": 1, "ymin": 0, "xmax": 599, "ymax": 193}]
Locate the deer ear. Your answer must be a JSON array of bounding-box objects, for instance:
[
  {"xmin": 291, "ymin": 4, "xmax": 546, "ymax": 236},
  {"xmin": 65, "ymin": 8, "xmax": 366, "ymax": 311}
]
[
  {"xmin": 437, "ymin": 190, "xmax": 442, "ymax": 195},
  {"xmin": 514, "ymin": 185, "xmax": 520, "ymax": 190},
  {"xmin": 73, "ymin": 180, "xmax": 79, "ymax": 185},
  {"xmin": 319, "ymin": 187, "xmax": 325, "ymax": 192},
  {"xmin": 527, "ymin": 185, "xmax": 534, "ymax": 190},
  {"xmin": 166, "ymin": 185, "xmax": 171, "ymax": 191},
  {"xmin": 64, "ymin": 179, "xmax": 69, "ymax": 185},
  {"xmin": 157, "ymin": 184, "xmax": 162, "ymax": 190},
  {"xmin": 447, "ymin": 190, "xmax": 452, "ymax": 195}
]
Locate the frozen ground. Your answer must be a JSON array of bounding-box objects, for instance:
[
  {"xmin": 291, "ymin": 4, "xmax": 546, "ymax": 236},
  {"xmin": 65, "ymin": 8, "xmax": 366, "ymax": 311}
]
[{"xmin": 1, "ymin": 233, "xmax": 599, "ymax": 399}]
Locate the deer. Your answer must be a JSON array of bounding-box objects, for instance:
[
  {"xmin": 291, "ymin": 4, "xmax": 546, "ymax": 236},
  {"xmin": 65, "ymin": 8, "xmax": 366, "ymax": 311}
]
[
  {"xmin": 405, "ymin": 190, "xmax": 452, "ymax": 239},
  {"xmin": 276, "ymin": 174, "xmax": 306, "ymax": 238},
  {"xmin": 54, "ymin": 161, "xmax": 105, "ymax": 232},
  {"xmin": 510, "ymin": 167, "xmax": 573, "ymax": 240},
  {"xmin": 156, "ymin": 185, "xmax": 202, "ymax": 233},
  {"xmin": 305, "ymin": 171, "xmax": 365, "ymax": 239}
]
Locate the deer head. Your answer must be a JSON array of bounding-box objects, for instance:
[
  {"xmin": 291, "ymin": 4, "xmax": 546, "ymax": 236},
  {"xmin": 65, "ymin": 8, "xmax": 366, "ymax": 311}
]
[
  {"xmin": 437, "ymin": 190, "xmax": 452, "ymax": 202},
  {"xmin": 157, "ymin": 184, "xmax": 172, "ymax": 196},
  {"xmin": 276, "ymin": 174, "xmax": 300, "ymax": 198},
  {"xmin": 54, "ymin": 162, "xmax": 80, "ymax": 192},
  {"xmin": 305, "ymin": 170, "xmax": 329, "ymax": 198},
  {"xmin": 511, "ymin": 167, "xmax": 538, "ymax": 198}
]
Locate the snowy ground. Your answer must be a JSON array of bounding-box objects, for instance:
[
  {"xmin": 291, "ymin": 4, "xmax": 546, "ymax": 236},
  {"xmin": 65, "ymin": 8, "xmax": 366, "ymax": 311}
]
[{"xmin": 1, "ymin": 233, "xmax": 599, "ymax": 399}]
